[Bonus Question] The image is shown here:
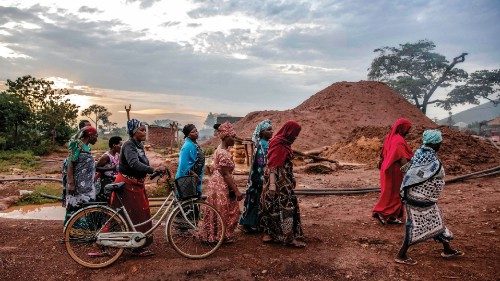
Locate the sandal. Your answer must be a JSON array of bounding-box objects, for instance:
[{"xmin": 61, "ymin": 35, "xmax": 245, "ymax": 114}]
[
  {"xmin": 374, "ymin": 213, "xmax": 386, "ymax": 225},
  {"xmin": 262, "ymin": 234, "xmax": 273, "ymax": 243},
  {"xmin": 387, "ymin": 218, "xmax": 404, "ymax": 225},
  {"xmin": 394, "ymin": 257, "xmax": 417, "ymax": 265},
  {"xmin": 288, "ymin": 239, "xmax": 306, "ymax": 248},
  {"xmin": 441, "ymin": 249, "xmax": 464, "ymax": 258}
]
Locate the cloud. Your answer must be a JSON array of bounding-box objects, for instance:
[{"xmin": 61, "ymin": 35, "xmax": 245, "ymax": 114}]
[
  {"xmin": 125, "ymin": 0, "xmax": 162, "ymax": 9},
  {"xmin": 0, "ymin": 0, "xmax": 499, "ymax": 122},
  {"xmin": 78, "ymin": 6, "xmax": 102, "ymax": 14}
]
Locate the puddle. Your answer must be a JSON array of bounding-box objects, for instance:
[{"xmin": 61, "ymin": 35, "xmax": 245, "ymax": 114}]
[{"xmin": 0, "ymin": 203, "xmax": 64, "ymax": 220}]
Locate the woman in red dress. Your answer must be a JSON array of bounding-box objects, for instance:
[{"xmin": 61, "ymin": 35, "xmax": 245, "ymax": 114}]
[{"xmin": 373, "ymin": 118, "xmax": 413, "ymax": 225}]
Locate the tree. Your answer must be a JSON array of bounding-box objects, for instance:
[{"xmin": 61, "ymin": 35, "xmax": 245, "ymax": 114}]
[
  {"xmin": 0, "ymin": 93, "xmax": 31, "ymax": 141},
  {"xmin": 368, "ymin": 40, "xmax": 469, "ymax": 114},
  {"xmin": 1, "ymin": 75, "xmax": 79, "ymax": 149},
  {"xmin": 81, "ymin": 104, "xmax": 112, "ymax": 128},
  {"xmin": 443, "ymin": 69, "xmax": 499, "ymax": 109}
]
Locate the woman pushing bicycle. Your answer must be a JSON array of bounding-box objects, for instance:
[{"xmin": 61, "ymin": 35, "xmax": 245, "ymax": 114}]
[{"xmin": 109, "ymin": 119, "xmax": 165, "ymax": 257}]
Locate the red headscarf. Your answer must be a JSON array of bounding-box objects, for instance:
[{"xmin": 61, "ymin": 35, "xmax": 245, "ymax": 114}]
[
  {"xmin": 267, "ymin": 120, "xmax": 301, "ymax": 168},
  {"xmin": 380, "ymin": 118, "xmax": 413, "ymax": 171}
]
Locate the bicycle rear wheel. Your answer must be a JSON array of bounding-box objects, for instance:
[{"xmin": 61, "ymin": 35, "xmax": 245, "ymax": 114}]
[
  {"xmin": 166, "ymin": 200, "xmax": 225, "ymax": 259},
  {"xmin": 64, "ymin": 206, "xmax": 128, "ymax": 268}
]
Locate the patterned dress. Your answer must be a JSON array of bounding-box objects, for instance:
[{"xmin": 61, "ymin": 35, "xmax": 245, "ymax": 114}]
[
  {"xmin": 198, "ymin": 147, "xmax": 240, "ymax": 241},
  {"xmin": 239, "ymin": 139, "xmax": 268, "ymax": 230},
  {"xmin": 401, "ymin": 146, "xmax": 453, "ymax": 245},
  {"xmin": 64, "ymin": 141, "xmax": 96, "ymax": 223},
  {"xmin": 260, "ymin": 159, "xmax": 303, "ymax": 244}
]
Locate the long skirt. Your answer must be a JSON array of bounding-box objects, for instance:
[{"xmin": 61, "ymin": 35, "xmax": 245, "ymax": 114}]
[
  {"xmin": 110, "ymin": 173, "xmax": 153, "ymax": 247},
  {"xmin": 260, "ymin": 163, "xmax": 303, "ymax": 244}
]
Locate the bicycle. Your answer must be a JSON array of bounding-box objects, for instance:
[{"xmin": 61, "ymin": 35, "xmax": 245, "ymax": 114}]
[{"xmin": 63, "ymin": 169, "xmax": 226, "ymax": 268}]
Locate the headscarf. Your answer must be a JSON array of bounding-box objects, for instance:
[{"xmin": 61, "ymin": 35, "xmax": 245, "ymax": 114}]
[
  {"xmin": 267, "ymin": 120, "xmax": 301, "ymax": 168},
  {"xmin": 127, "ymin": 119, "xmax": 145, "ymax": 137},
  {"xmin": 68, "ymin": 126, "xmax": 96, "ymax": 161},
  {"xmin": 80, "ymin": 126, "xmax": 97, "ymax": 138},
  {"xmin": 422, "ymin": 129, "xmax": 442, "ymax": 144},
  {"xmin": 182, "ymin": 124, "xmax": 196, "ymax": 138},
  {"xmin": 383, "ymin": 118, "xmax": 412, "ymax": 150},
  {"xmin": 380, "ymin": 118, "xmax": 413, "ymax": 171},
  {"xmin": 218, "ymin": 122, "xmax": 236, "ymax": 139},
  {"xmin": 252, "ymin": 119, "xmax": 272, "ymax": 143}
]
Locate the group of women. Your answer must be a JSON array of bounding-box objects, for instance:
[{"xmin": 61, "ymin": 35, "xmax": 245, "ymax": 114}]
[
  {"xmin": 176, "ymin": 119, "xmax": 305, "ymax": 247},
  {"xmin": 63, "ymin": 116, "xmax": 463, "ymax": 263},
  {"xmin": 374, "ymin": 118, "xmax": 464, "ymax": 265}
]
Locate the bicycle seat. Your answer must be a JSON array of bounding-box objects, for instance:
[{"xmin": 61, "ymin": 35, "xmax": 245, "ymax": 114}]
[{"xmin": 104, "ymin": 182, "xmax": 125, "ymax": 194}]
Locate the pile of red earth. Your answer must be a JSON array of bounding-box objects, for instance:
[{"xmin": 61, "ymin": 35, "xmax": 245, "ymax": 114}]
[
  {"xmin": 205, "ymin": 81, "xmax": 498, "ymax": 175},
  {"xmin": 321, "ymin": 125, "xmax": 500, "ymax": 175},
  {"xmin": 224, "ymin": 81, "xmax": 435, "ymax": 149}
]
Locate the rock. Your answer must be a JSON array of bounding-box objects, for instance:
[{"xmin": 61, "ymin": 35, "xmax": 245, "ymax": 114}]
[
  {"xmin": 312, "ymin": 203, "xmax": 322, "ymax": 208},
  {"xmin": 261, "ymin": 270, "xmax": 268, "ymax": 274}
]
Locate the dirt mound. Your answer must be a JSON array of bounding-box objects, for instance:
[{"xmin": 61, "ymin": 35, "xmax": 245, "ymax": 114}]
[
  {"xmin": 227, "ymin": 81, "xmax": 434, "ymax": 150},
  {"xmin": 204, "ymin": 80, "xmax": 498, "ymax": 174},
  {"xmin": 321, "ymin": 125, "xmax": 500, "ymax": 175}
]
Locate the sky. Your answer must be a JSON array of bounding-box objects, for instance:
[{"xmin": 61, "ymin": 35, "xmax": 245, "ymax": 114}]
[{"xmin": 0, "ymin": 0, "xmax": 499, "ymax": 127}]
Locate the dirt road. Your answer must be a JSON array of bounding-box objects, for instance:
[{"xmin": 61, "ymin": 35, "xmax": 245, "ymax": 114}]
[{"xmin": 0, "ymin": 173, "xmax": 498, "ymax": 281}]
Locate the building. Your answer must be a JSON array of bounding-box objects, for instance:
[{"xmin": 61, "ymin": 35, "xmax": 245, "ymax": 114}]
[{"xmin": 147, "ymin": 125, "xmax": 178, "ymax": 150}]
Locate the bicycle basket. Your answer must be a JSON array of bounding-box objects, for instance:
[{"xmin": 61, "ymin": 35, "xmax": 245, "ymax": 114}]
[{"xmin": 174, "ymin": 175, "xmax": 199, "ymax": 200}]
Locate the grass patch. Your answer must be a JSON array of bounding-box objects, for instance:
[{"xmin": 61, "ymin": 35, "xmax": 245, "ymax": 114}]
[
  {"xmin": 16, "ymin": 183, "xmax": 62, "ymax": 205},
  {"xmin": 0, "ymin": 150, "xmax": 40, "ymax": 173}
]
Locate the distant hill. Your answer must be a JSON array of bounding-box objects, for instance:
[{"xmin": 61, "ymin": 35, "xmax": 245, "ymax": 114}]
[{"xmin": 438, "ymin": 101, "xmax": 500, "ymax": 125}]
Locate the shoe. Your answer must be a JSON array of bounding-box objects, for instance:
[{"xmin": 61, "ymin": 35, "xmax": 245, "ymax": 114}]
[
  {"xmin": 441, "ymin": 249, "xmax": 464, "ymax": 258},
  {"xmin": 394, "ymin": 257, "xmax": 417, "ymax": 265}
]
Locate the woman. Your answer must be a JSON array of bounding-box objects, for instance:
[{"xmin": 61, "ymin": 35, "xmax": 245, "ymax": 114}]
[
  {"xmin": 95, "ymin": 136, "xmax": 122, "ymax": 201},
  {"xmin": 199, "ymin": 122, "xmax": 244, "ymax": 243},
  {"xmin": 373, "ymin": 118, "xmax": 413, "ymax": 225},
  {"xmin": 396, "ymin": 129, "xmax": 463, "ymax": 265},
  {"xmin": 260, "ymin": 120, "xmax": 305, "ymax": 247},
  {"xmin": 175, "ymin": 124, "xmax": 205, "ymax": 195},
  {"xmin": 109, "ymin": 119, "xmax": 164, "ymax": 257},
  {"xmin": 64, "ymin": 126, "xmax": 98, "ymax": 224},
  {"xmin": 239, "ymin": 119, "xmax": 273, "ymax": 233}
]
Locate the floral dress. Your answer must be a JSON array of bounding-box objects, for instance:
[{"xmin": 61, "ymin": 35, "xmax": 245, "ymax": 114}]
[{"xmin": 198, "ymin": 147, "xmax": 240, "ymax": 241}]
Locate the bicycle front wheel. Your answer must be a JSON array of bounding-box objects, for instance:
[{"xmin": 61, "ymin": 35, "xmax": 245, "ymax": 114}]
[
  {"xmin": 64, "ymin": 205, "xmax": 128, "ymax": 268},
  {"xmin": 166, "ymin": 200, "xmax": 225, "ymax": 259}
]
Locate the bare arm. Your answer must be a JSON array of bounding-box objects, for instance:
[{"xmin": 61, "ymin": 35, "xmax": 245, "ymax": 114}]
[
  {"xmin": 95, "ymin": 154, "xmax": 115, "ymax": 172},
  {"xmin": 66, "ymin": 160, "xmax": 76, "ymax": 194},
  {"xmin": 220, "ymin": 166, "xmax": 243, "ymax": 201}
]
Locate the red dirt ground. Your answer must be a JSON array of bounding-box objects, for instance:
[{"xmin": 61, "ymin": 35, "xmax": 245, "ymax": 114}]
[{"xmin": 0, "ymin": 160, "xmax": 498, "ymax": 280}]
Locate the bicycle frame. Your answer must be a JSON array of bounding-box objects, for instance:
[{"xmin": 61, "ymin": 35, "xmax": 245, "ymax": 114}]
[{"xmin": 104, "ymin": 190, "xmax": 198, "ymax": 238}]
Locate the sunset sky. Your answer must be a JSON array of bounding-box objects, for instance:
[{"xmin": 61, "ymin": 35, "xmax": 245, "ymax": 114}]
[{"xmin": 1, "ymin": 0, "xmax": 499, "ymax": 127}]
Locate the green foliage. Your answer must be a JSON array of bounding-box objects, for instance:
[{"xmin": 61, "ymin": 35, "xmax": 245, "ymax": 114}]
[
  {"xmin": 0, "ymin": 75, "xmax": 79, "ymax": 151},
  {"xmin": 444, "ymin": 69, "xmax": 500, "ymax": 110},
  {"xmin": 0, "ymin": 150, "xmax": 40, "ymax": 172},
  {"xmin": 16, "ymin": 183, "xmax": 61, "ymax": 205},
  {"xmin": 368, "ymin": 39, "xmax": 469, "ymax": 114},
  {"xmin": 81, "ymin": 104, "xmax": 112, "ymax": 129}
]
